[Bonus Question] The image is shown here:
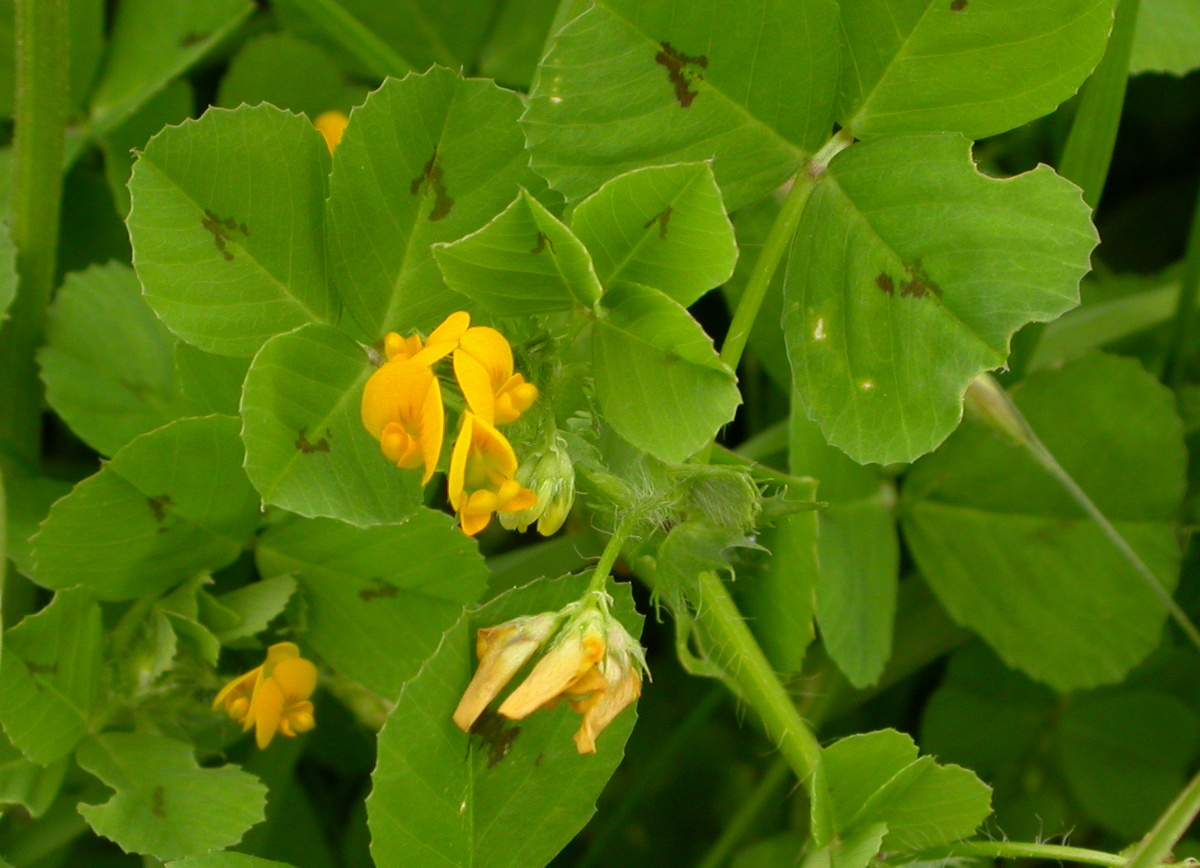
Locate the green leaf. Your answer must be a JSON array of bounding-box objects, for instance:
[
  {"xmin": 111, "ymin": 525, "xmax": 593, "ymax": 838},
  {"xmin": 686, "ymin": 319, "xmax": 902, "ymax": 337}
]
[
  {"xmin": 76, "ymin": 732, "xmax": 267, "ymax": 862},
  {"xmin": 1058, "ymin": 690, "xmax": 1200, "ymax": 838},
  {"xmin": 217, "ymin": 33, "xmax": 355, "ymax": 118},
  {"xmin": 476, "ymin": 0, "xmax": 560, "ymax": 90},
  {"xmin": 791, "ymin": 412, "xmax": 899, "ymax": 689},
  {"xmin": 824, "ymin": 729, "xmax": 991, "ymax": 850},
  {"xmin": 433, "ymin": 188, "xmax": 601, "ymax": 315},
  {"xmin": 784, "ymin": 134, "xmax": 1096, "ymax": 465},
  {"xmin": 2, "ymin": 469, "xmax": 70, "ymax": 579},
  {"xmin": 523, "ymin": 0, "xmax": 840, "ymax": 211},
  {"xmin": 169, "ymin": 856, "xmax": 296, "ymax": 868},
  {"xmin": 326, "ymin": 67, "xmax": 545, "ymax": 340},
  {"xmin": 1132, "ymin": 0, "xmax": 1200, "ymax": 75},
  {"xmin": 901, "ymin": 354, "xmax": 1185, "ymax": 691},
  {"xmin": 88, "ymin": 0, "xmax": 254, "ymax": 133},
  {"xmin": 571, "ymin": 163, "xmax": 737, "ymax": 307},
  {"xmin": 175, "ymin": 342, "xmax": 250, "ymax": 417},
  {"xmin": 32, "ymin": 417, "xmax": 261, "ymax": 601},
  {"xmin": 98, "ymin": 79, "xmax": 194, "ymax": 217},
  {"xmin": 38, "ymin": 262, "xmax": 192, "ymax": 456},
  {"xmin": 837, "ymin": 0, "xmax": 1114, "ymax": 139},
  {"xmin": 0, "ymin": 731, "xmax": 67, "ymax": 818},
  {"xmin": 256, "ymin": 510, "xmax": 487, "ymax": 699},
  {"xmin": 593, "ymin": 283, "xmax": 740, "ymax": 463},
  {"xmin": 240, "ymin": 323, "xmax": 423, "ymax": 527},
  {"xmin": 209, "ymin": 575, "xmax": 298, "ymax": 644},
  {"xmin": 0, "ymin": 588, "xmax": 103, "ymax": 765},
  {"xmin": 368, "ymin": 572, "xmax": 642, "ymax": 868},
  {"xmin": 128, "ymin": 103, "xmax": 332, "ymax": 357}
]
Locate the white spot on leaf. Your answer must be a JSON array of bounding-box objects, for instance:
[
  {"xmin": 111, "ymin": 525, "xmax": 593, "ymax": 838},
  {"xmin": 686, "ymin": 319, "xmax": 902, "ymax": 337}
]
[{"xmin": 813, "ymin": 318, "xmax": 827, "ymax": 341}]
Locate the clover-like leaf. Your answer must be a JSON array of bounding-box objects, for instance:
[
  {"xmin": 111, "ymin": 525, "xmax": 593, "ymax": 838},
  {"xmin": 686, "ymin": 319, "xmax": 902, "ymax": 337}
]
[
  {"xmin": 784, "ymin": 133, "xmax": 1097, "ymax": 465},
  {"xmin": 524, "ymin": 0, "xmax": 840, "ymax": 211},
  {"xmin": 77, "ymin": 733, "xmax": 266, "ymax": 862}
]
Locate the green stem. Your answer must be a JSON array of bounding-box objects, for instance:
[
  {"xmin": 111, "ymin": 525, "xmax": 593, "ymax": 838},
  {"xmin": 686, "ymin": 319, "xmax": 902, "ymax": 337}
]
[
  {"xmin": 695, "ymin": 571, "xmax": 833, "ymax": 846},
  {"xmin": 919, "ymin": 840, "xmax": 1167, "ymax": 868},
  {"xmin": 587, "ymin": 513, "xmax": 637, "ymax": 595},
  {"xmin": 719, "ymin": 130, "xmax": 853, "ymax": 374},
  {"xmin": 0, "ymin": 0, "xmax": 69, "ymax": 467},
  {"xmin": 1162, "ymin": 180, "xmax": 1200, "ymax": 386},
  {"xmin": 1058, "ymin": 0, "xmax": 1141, "ymax": 209},
  {"xmin": 1125, "ymin": 767, "xmax": 1200, "ymax": 868},
  {"xmin": 694, "ymin": 757, "xmax": 791, "ymax": 868}
]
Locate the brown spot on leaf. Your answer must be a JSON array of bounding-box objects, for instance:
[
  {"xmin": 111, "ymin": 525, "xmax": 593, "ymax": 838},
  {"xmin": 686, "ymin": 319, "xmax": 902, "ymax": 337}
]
[
  {"xmin": 470, "ymin": 708, "xmax": 521, "ymax": 768},
  {"xmin": 152, "ymin": 786, "xmax": 167, "ymax": 818},
  {"xmin": 950, "ymin": 0, "xmax": 967, "ymax": 10},
  {"xmin": 900, "ymin": 260, "xmax": 941, "ymax": 299},
  {"xmin": 875, "ymin": 273, "xmax": 895, "ymax": 295},
  {"xmin": 410, "ymin": 149, "xmax": 454, "ymax": 221},
  {"xmin": 531, "ymin": 232, "xmax": 556, "ymax": 255},
  {"xmin": 295, "ymin": 427, "xmax": 331, "ymax": 454},
  {"xmin": 26, "ymin": 661, "xmax": 58, "ymax": 678},
  {"xmin": 655, "ymin": 42, "xmax": 708, "ymax": 108},
  {"xmin": 148, "ymin": 494, "xmax": 174, "ymax": 523},
  {"xmin": 643, "ymin": 206, "xmax": 673, "ymax": 238},
  {"xmin": 359, "ymin": 578, "xmax": 399, "ymax": 602},
  {"xmin": 180, "ymin": 31, "xmax": 208, "ymax": 47},
  {"xmin": 201, "ymin": 209, "xmax": 248, "ymax": 262}
]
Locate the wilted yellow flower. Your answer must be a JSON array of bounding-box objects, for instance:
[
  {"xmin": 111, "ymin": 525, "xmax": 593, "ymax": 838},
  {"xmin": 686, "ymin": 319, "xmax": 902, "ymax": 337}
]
[
  {"xmin": 453, "ymin": 326, "xmax": 538, "ymax": 426},
  {"xmin": 448, "ymin": 412, "xmax": 537, "ymax": 536},
  {"xmin": 384, "ymin": 310, "xmax": 471, "ymax": 366},
  {"xmin": 313, "ymin": 110, "xmax": 349, "ymax": 153},
  {"xmin": 361, "ymin": 358, "xmax": 444, "ymax": 484},
  {"xmin": 453, "ymin": 596, "xmax": 647, "ymax": 754},
  {"xmin": 452, "ymin": 612, "xmax": 562, "ymax": 731},
  {"xmin": 213, "ymin": 642, "xmax": 317, "ymax": 749}
]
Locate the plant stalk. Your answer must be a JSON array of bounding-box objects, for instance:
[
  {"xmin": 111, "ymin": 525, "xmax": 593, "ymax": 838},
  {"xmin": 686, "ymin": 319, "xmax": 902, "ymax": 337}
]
[
  {"xmin": 0, "ymin": 0, "xmax": 69, "ymax": 467},
  {"xmin": 920, "ymin": 840, "xmax": 1170, "ymax": 868},
  {"xmin": 1124, "ymin": 767, "xmax": 1200, "ymax": 868},
  {"xmin": 1162, "ymin": 180, "xmax": 1200, "ymax": 386}
]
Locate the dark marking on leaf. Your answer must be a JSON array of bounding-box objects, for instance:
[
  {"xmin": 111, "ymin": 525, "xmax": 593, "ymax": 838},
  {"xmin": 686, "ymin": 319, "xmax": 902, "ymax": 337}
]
[
  {"xmin": 470, "ymin": 708, "xmax": 521, "ymax": 768},
  {"xmin": 180, "ymin": 31, "xmax": 208, "ymax": 47},
  {"xmin": 655, "ymin": 42, "xmax": 708, "ymax": 108},
  {"xmin": 152, "ymin": 785, "xmax": 167, "ymax": 818},
  {"xmin": 875, "ymin": 273, "xmax": 895, "ymax": 295},
  {"xmin": 359, "ymin": 578, "xmax": 399, "ymax": 602},
  {"xmin": 643, "ymin": 206, "xmax": 673, "ymax": 239},
  {"xmin": 201, "ymin": 209, "xmax": 249, "ymax": 262},
  {"xmin": 25, "ymin": 661, "xmax": 58, "ymax": 678},
  {"xmin": 531, "ymin": 232, "xmax": 556, "ymax": 255},
  {"xmin": 534, "ymin": 752, "xmax": 545, "ymax": 767},
  {"xmin": 950, "ymin": 0, "xmax": 967, "ymax": 10},
  {"xmin": 900, "ymin": 260, "xmax": 942, "ymax": 300},
  {"xmin": 410, "ymin": 149, "xmax": 454, "ymax": 221},
  {"xmin": 295, "ymin": 427, "xmax": 331, "ymax": 454},
  {"xmin": 148, "ymin": 494, "xmax": 174, "ymax": 523}
]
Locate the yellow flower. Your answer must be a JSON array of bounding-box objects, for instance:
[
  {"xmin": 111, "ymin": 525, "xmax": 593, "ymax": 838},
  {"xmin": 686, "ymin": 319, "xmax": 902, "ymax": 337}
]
[
  {"xmin": 452, "ymin": 612, "xmax": 562, "ymax": 731},
  {"xmin": 361, "ymin": 358, "xmax": 444, "ymax": 484},
  {"xmin": 213, "ymin": 642, "xmax": 317, "ymax": 749},
  {"xmin": 497, "ymin": 607, "xmax": 606, "ymax": 719},
  {"xmin": 453, "ymin": 326, "xmax": 538, "ymax": 426},
  {"xmin": 384, "ymin": 310, "xmax": 471, "ymax": 366},
  {"xmin": 313, "ymin": 110, "xmax": 349, "ymax": 154},
  {"xmin": 448, "ymin": 412, "xmax": 537, "ymax": 536}
]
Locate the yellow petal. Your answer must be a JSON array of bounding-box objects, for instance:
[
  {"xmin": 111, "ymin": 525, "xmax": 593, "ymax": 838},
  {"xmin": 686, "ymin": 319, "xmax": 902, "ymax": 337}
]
[
  {"xmin": 453, "ymin": 349, "xmax": 497, "ymax": 425},
  {"xmin": 419, "ymin": 374, "xmax": 444, "ymax": 484},
  {"xmin": 453, "ymin": 627, "xmax": 545, "ymax": 731},
  {"xmin": 573, "ymin": 668, "xmax": 641, "ymax": 755},
  {"xmin": 213, "ymin": 666, "xmax": 260, "ymax": 711},
  {"xmin": 459, "ymin": 327, "xmax": 513, "ymax": 388},
  {"xmin": 272, "ymin": 657, "xmax": 319, "ymax": 703},
  {"xmin": 314, "ymin": 110, "xmax": 348, "ymax": 153},
  {"xmin": 385, "ymin": 332, "xmax": 424, "ymax": 362},
  {"xmin": 448, "ymin": 413, "xmax": 475, "ymax": 510},
  {"xmin": 253, "ymin": 677, "xmax": 286, "ymax": 749},
  {"xmin": 498, "ymin": 626, "xmax": 606, "ymax": 720}
]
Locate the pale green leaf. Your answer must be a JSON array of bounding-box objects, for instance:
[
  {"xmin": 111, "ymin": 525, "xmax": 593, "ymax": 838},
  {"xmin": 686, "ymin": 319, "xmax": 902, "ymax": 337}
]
[
  {"xmin": 0, "ymin": 731, "xmax": 67, "ymax": 818},
  {"xmin": 1058, "ymin": 690, "xmax": 1200, "ymax": 838},
  {"xmin": 901, "ymin": 354, "xmax": 1185, "ymax": 691},
  {"xmin": 175, "ymin": 343, "xmax": 250, "ymax": 417},
  {"xmin": 837, "ymin": 0, "xmax": 1114, "ymax": 139},
  {"xmin": 855, "ymin": 756, "xmax": 992, "ymax": 850},
  {"xmin": 476, "ymin": 0, "xmax": 560, "ymax": 89},
  {"xmin": 824, "ymin": 730, "xmax": 918, "ymax": 830},
  {"xmin": 89, "ymin": 0, "xmax": 253, "ymax": 133},
  {"xmin": 77, "ymin": 733, "xmax": 266, "ymax": 862},
  {"xmin": 1132, "ymin": 0, "xmax": 1200, "ymax": 75},
  {"xmin": 593, "ymin": 283, "xmax": 740, "ymax": 463},
  {"xmin": 368, "ymin": 573, "xmax": 642, "ymax": 868},
  {"xmin": 433, "ymin": 188, "xmax": 601, "ymax": 315},
  {"xmin": 38, "ymin": 262, "xmax": 192, "ymax": 456},
  {"xmin": 2, "ymin": 469, "xmax": 70, "ymax": 580},
  {"xmin": 785, "ymin": 134, "xmax": 1096, "ymax": 465},
  {"xmin": 32, "ymin": 417, "xmax": 261, "ymax": 601},
  {"xmin": 523, "ymin": 0, "xmax": 840, "ymax": 211},
  {"xmin": 0, "ymin": 588, "xmax": 103, "ymax": 765},
  {"xmin": 217, "ymin": 33, "xmax": 355, "ymax": 118},
  {"xmin": 256, "ymin": 510, "xmax": 487, "ymax": 699},
  {"xmin": 210, "ymin": 575, "xmax": 298, "ymax": 644},
  {"xmin": 129, "ymin": 104, "xmax": 332, "ymax": 357},
  {"xmin": 571, "ymin": 163, "xmax": 737, "ymax": 307},
  {"xmin": 327, "ymin": 67, "xmax": 545, "ymax": 340},
  {"xmin": 240, "ymin": 324, "xmax": 423, "ymax": 527},
  {"xmin": 169, "ymin": 855, "xmax": 296, "ymax": 868}
]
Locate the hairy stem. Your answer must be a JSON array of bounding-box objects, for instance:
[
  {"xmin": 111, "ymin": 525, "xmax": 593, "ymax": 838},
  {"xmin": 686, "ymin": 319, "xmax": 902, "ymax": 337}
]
[
  {"xmin": 587, "ymin": 512, "xmax": 638, "ymax": 596},
  {"xmin": 919, "ymin": 840, "xmax": 1170, "ymax": 868},
  {"xmin": 1125, "ymin": 767, "xmax": 1200, "ymax": 868}
]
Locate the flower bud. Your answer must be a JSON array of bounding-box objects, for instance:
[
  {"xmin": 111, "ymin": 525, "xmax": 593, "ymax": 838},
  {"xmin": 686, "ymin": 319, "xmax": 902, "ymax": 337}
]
[{"xmin": 498, "ymin": 436, "xmax": 576, "ymax": 536}]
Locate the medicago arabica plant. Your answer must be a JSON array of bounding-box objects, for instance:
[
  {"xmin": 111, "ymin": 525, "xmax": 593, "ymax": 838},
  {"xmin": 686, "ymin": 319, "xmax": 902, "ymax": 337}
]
[{"xmin": 1, "ymin": 0, "xmax": 1200, "ymax": 866}]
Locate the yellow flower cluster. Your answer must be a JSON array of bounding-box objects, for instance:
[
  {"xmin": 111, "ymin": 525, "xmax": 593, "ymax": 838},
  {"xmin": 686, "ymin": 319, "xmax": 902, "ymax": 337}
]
[
  {"xmin": 361, "ymin": 311, "xmax": 541, "ymax": 536},
  {"xmin": 213, "ymin": 642, "xmax": 317, "ymax": 749},
  {"xmin": 452, "ymin": 596, "xmax": 646, "ymax": 754}
]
